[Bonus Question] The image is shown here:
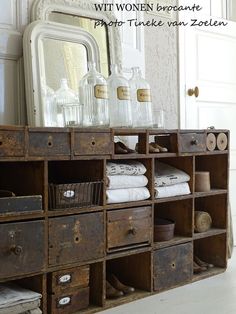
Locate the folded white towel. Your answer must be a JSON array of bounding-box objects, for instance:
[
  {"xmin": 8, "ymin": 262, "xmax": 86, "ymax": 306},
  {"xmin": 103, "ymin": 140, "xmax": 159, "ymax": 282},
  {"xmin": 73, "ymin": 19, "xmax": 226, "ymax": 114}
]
[
  {"xmin": 107, "ymin": 161, "xmax": 147, "ymax": 176},
  {"xmin": 107, "ymin": 175, "xmax": 148, "ymax": 190},
  {"xmin": 155, "ymin": 182, "xmax": 191, "ymax": 199},
  {"xmin": 107, "ymin": 187, "xmax": 150, "ymax": 204},
  {"xmin": 155, "ymin": 161, "xmax": 190, "ymax": 187}
]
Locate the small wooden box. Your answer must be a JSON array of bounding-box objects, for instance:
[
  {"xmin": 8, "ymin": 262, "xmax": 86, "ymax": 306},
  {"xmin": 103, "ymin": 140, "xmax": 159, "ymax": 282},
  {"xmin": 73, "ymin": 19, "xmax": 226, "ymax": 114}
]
[
  {"xmin": 0, "ymin": 129, "xmax": 25, "ymax": 157},
  {"xmin": 48, "ymin": 266, "xmax": 90, "ymax": 294},
  {"xmin": 0, "ymin": 195, "xmax": 42, "ymax": 214},
  {"xmin": 49, "ymin": 213, "xmax": 104, "ymax": 266},
  {"xmin": 107, "ymin": 207, "xmax": 152, "ymax": 252},
  {"xmin": 49, "ymin": 287, "xmax": 90, "ymax": 314},
  {"xmin": 0, "ymin": 220, "xmax": 45, "ymax": 278},
  {"xmin": 153, "ymin": 242, "xmax": 193, "ymax": 292},
  {"xmin": 74, "ymin": 132, "xmax": 112, "ymax": 155},
  {"xmin": 179, "ymin": 132, "xmax": 206, "ymax": 153},
  {"xmin": 28, "ymin": 129, "xmax": 70, "ymax": 156}
]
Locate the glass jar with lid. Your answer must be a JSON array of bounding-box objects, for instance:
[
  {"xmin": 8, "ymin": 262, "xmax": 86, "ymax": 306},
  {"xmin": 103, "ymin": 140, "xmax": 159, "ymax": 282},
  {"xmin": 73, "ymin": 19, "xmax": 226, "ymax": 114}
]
[
  {"xmin": 79, "ymin": 62, "xmax": 109, "ymax": 127},
  {"xmin": 129, "ymin": 67, "xmax": 153, "ymax": 128},
  {"xmin": 55, "ymin": 78, "xmax": 82, "ymax": 127},
  {"xmin": 107, "ymin": 64, "xmax": 132, "ymax": 127}
]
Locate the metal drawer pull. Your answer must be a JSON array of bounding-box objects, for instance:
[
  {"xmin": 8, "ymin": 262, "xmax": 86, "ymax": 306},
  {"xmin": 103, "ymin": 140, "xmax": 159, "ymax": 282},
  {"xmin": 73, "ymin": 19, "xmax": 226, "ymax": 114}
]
[
  {"xmin": 11, "ymin": 245, "xmax": 23, "ymax": 255},
  {"xmin": 58, "ymin": 297, "xmax": 71, "ymax": 307},
  {"xmin": 128, "ymin": 227, "xmax": 137, "ymax": 235},
  {"xmin": 58, "ymin": 274, "xmax": 72, "ymax": 284},
  {"xmin": 191, "ymin": 139, "xmax": 199, "ymax": 145}
]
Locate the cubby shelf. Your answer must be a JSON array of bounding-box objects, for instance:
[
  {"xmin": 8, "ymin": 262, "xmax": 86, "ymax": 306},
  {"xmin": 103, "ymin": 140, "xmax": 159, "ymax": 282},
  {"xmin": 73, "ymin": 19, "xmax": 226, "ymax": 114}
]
[{"xmin": 0, "ymin": 127, "xmax": 229, "ymax": 314}]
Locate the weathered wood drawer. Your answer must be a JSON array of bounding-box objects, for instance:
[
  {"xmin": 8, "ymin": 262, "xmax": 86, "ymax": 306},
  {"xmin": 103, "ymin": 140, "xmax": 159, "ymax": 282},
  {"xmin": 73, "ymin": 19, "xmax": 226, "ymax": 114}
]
[
  {"xmin": 48, "ymin": 265, "xmax": 90, "ymax": 293},
  {"xmin": 49, "ymin": 287, "xmax": 90, "ymax": 314},
  {"xmin": 179, "ymin": 132, "xmax": 206, "ymax": 153},
  {"xmin": 107, "ymin": 207, "xmax": 152, "ymax": 252},
  {"xmin": 74, "ymin": 132, "xmax": 112, "ymax": 155},
  {"xmin": 0, "ymin": 220, "xmax": 45, "ymax": 278},
  {"xmin": 153, "ymin": 242, "xmax": 193, "ymax": 292},
  {"xmin": 0, "ymin": 195, "xmax": 42, "ymax": 214},
  {"xmin": 28, "ymin": 130, "xmax": 70, "ymax": 156},
  {"xmin": 49, "ymin": 213, "xmax": 104, "ymax": 266},
  {"xmin": 0, "ymin": 129, "xmax": 25, "ymax": 157}
]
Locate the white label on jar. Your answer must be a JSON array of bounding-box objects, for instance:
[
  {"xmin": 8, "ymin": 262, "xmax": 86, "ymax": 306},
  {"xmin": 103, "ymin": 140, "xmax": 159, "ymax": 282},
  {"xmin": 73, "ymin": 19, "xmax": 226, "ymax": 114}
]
[
  {"xmin": 58, "ymin": 297, "xmax": 71, "ymax": 306},
  {"xmin": 94, "ymin": 85, "xmax": 108, "ymax": 99},
  {"xmin": 59, "ymin": 274, "xmax": 71, "ymax": 284},
  {"xmin": 63, "ymin": 190, "xmax": 75, "ymax": 198},
  {"xmin": 137, "ymin": 89, "xmax": 151, "ymax": 102},
  {"xmin": 117, "ymin": 86, "xmax": 131, "ymax": 100}
]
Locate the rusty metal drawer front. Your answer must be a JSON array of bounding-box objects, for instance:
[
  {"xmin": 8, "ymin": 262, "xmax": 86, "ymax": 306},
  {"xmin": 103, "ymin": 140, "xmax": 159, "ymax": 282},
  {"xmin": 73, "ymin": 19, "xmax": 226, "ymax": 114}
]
[
  {"xmin": 0, "ymin": 220, "xmax": 45, "ymax": 278},
  {"xmin": 29, "ymin": 131, "xmax": 70, "ymax": 156},
  {"xmin": 179, "ymin": 133, "xmax": 206, "ymax": 153},
  {"xmin": 107, "ymin": 207, "xmax": 152, "ymax": 252},
  {"xmin": 153, "ymin": 242, "xmax": 193, "ymax": 292},
  {"xmin": 49, "ymin": 286, "xmax": 90, "ymax": 314},
  {"xmin": 74, "ymin": 132, "xmax": 112, "ymax": 155},
  {"xmin": 49, "ymin": 213, "xmax": 104, "ymax": 266},
  {"xmin": 0, "ymin": 130, "xmax": 25, "ymax": 157},
  {"xmin": 48, "ymin": 265, "xmax": 90, "ymax": 294}
]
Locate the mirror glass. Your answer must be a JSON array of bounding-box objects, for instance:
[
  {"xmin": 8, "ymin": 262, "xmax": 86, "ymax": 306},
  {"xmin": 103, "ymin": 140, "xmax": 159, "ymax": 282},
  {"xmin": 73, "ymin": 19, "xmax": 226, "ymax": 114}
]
[
  {"xmin": 40, "ymin": 37, "xmax": 88, "ymax": 91},
  {"xmin": 49, "ymin": 12, "xmax": 110, "ymax": 77}
]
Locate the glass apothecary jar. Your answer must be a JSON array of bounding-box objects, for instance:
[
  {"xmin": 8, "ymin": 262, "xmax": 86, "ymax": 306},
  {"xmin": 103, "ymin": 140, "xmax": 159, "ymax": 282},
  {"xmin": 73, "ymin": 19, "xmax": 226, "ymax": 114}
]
[
  {"xmin": 107, "ymin": 64, "xmax": 132, "ymax": 127},
  {"xmin": 79, "ymin": 62, "xmax": 109, "ymax": 127},
  {"xmin": 55, "ymin": 78, "xmax": 82, "ymax": 127},
  {"xmin": 41, "ymin": 81, "xmax": 57, "ymax": 127},
  {"xmin": 129, "ymin": 67, "xmax": 153, "ymax": 128}
]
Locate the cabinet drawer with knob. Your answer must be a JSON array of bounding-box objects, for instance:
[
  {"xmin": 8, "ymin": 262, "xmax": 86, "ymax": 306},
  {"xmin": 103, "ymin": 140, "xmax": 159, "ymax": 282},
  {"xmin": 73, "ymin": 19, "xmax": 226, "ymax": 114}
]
[
  {"xmin": 179, "ymin": 132, "xmax": 206, "ymax": 153},
  {"xmin": 49, "ymin": 286, "xmax": 90, "ymax": 314},
  {"xmin": 28, "ymin": 129, "xmax": 71, "ymax": 157},
  {"xmin": 0, "ymin": 220, "xmax": 45, "ymax": 279},
  {"xmin": 74, "ymin": 132, "xmax": 112, "ymax": 155},
  {"xmin": 153, "ymin": 242, "xmax": 193, "ymax": 292},
  {"xmin": 48, "ymin": 265, "xmax": 90, "ymax": 294},
  {"xmin": 0, "ymin": 128, "xmax": 25, "ymax": 157},
  {"xmin": 107, "ymin": 207, "xmax": 152, "ymax": 252}
]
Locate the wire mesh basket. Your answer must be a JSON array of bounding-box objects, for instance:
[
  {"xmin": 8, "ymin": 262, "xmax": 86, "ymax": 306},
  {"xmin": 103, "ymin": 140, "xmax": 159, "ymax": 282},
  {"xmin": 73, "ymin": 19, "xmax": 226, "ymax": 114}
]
[{"xmin": 49, "ymin": 181, "xmax": 103, "ymax": 210}]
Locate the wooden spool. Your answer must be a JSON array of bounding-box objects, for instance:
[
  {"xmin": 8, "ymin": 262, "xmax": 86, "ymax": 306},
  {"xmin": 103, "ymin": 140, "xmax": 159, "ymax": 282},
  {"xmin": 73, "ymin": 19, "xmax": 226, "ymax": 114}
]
[
  {"xmin": 195, "ymin": 211, "xmax": 212, "ymax": 233},
  {"xmin": 195, "ymin": 172, "xmax": 211, "ymax": 192},
  {"xmin": 206, "ymin": 133, "xmax": 216, "ymax": 151},
  {"xmin": 216, "ymin": 133, "xmax": 228, "ymax": 151}
]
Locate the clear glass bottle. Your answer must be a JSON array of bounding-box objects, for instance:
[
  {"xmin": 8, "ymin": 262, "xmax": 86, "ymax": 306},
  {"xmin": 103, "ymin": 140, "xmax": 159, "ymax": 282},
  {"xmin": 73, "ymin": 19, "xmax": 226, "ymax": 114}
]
[
  {"xmin": 41, "ymin": 80, "xmax": 57, "ymax": 127},
  {"xmin": 55, "ymin": 78, "xmax": 82, "ymax": 127},
  {"xmin": 129, "ymin": 67, "xmax": 153, "ymax": 128},
  {"xmin": 79, "ymin": 62, "xmax": 109, "ymax": 127},
  {"xmin": 107, "ymin": 64, "xmax": 132, "ymax": 127}
]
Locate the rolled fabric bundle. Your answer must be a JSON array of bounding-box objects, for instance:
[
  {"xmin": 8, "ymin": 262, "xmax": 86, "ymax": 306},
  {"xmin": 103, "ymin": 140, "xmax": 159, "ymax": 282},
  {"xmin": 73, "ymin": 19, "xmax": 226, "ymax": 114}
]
[
  {"xmin": 195, "ymin": 171, "xmax": 211, "ymax": 192},
  {"xmin": 107, "ymin": 175, "xmax": 148, "ymax": 190},
  {"xmin": 217, "ymin": 133, "xmax": 228, "ymax": 151},
  {"xmin": 206, "ymin": 133, "xmax": 216, "ymax": 151},
  {"xmin": 194, "ymin": 211, "xmax": 212, "ymax": 233},
  {"xmin": 106, "ymin": 187, "xmax": 150, "ymax": 204}
]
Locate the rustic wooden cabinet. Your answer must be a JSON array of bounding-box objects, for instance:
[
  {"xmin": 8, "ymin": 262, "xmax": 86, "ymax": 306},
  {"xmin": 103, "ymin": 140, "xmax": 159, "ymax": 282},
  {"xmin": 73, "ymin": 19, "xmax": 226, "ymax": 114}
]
[{"xmin": 0, "ymin": 126, "xmax": 229, "ymax": 313}]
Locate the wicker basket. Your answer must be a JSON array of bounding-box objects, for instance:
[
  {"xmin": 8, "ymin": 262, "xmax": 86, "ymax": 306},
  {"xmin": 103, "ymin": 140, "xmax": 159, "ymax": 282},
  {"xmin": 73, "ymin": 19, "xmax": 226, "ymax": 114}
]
[{"xmin": 49, "ymin": 181, "xmax": 102, "ymax": 210}]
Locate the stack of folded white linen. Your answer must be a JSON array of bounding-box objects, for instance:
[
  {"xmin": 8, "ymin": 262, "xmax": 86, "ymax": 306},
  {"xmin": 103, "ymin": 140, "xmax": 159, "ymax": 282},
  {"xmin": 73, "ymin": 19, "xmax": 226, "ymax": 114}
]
[
  {"xmin": 154, "ymin": 161, "xmax": 191, "ymax": 198},
  {"xmin": 0, "ymin": 284, "xmax": 42, "ymax": 314},
  {"xmin": 106, "ymin": 161, "xmax": 150, "ymax": 204}
]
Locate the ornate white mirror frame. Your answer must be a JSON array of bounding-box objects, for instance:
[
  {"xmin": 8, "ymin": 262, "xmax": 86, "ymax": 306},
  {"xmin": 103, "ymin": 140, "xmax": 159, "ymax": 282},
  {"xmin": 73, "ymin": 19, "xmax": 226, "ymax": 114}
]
[
  {"xmin": 31, "ymin": 0, "xmax": 122, "ymax": 67},
  {"xmin": 23, "ymin": 21, "xmax": 100, "ymax": 126}
]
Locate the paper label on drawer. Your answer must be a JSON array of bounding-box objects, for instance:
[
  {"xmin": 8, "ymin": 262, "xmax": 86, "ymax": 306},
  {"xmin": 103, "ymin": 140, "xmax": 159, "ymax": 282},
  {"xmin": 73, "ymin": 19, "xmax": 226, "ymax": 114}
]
[
  {"xmin": 58, "ymin": 297, "xmax": 71, "ymax": 306},
  {"xmin": 94, "ymin": 85, "xmax": 108, "ymax": 99},
  {"xmin": 59, "ymin": 274, "xmax": 71, "ymax": 284},
  {"xmin": 63, "ymin": 190, "xmax": 75, "ymax": 199},
  {"xmin": 117, "ymin": 86, "xmax": 131, "ymax": 100},
  {"xmin": 137, "ymin": 89, "xmax": 151, "ymax": 102}
]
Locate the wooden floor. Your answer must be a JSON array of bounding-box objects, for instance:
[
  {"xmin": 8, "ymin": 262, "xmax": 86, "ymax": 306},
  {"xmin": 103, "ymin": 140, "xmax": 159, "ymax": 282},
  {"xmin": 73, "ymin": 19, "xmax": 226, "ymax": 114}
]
[{"xmin": 101, "ymin": 251, "xmax": 236, "ymax": 314}]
